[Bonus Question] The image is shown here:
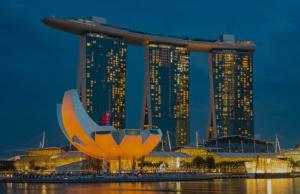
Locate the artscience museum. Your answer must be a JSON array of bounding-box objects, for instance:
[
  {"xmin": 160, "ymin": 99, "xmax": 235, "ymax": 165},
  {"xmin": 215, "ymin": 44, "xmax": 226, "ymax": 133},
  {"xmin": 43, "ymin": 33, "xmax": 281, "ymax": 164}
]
[{"xmin": 57, "ymin": 89, "xmax": 162, "ymax": 160}]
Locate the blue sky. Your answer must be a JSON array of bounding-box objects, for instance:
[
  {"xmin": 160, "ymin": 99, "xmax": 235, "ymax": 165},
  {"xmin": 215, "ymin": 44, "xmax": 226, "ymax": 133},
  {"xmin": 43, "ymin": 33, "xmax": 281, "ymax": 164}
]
[{"xmin": 0, "ymin": 0, "xmax": 300, "ymax": 157}]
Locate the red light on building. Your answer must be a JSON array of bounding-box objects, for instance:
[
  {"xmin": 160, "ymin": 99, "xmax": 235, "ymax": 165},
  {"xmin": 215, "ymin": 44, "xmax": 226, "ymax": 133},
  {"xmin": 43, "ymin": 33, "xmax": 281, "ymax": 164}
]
[{"xmin": 101, "ymin": 112, "xmax": 111, "ymax": 125}]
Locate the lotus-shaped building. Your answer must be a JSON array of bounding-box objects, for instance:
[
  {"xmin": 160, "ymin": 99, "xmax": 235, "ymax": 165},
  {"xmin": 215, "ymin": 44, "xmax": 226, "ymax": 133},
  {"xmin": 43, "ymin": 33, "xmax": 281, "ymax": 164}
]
[{"xmin": 57, "ymin": 89, "xmax": 162, "ymax": 160}]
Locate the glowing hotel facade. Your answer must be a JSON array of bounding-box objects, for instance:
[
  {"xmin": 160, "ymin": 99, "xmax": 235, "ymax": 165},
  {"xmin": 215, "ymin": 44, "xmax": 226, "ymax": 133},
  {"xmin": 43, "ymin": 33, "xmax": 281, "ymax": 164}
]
[
  {"xmin": 207, "ymin": 48, "xmax": 254, "ymax": 139},
  {"xmin": 43, "ymin": 17, "xmax": 256, "ymax": 150},
  {"xmin": 141, "ymin": 44, "xmax": 190, "ymax": 147},
  {"xmin": 77, "ymin": 32, "xmax": 127, "ymax": 129}
]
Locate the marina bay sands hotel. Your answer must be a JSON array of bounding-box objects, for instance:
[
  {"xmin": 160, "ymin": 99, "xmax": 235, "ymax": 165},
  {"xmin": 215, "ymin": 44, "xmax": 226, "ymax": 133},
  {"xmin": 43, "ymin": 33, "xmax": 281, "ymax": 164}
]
[{"xmin": 43, "ymin": 16, "xmax": 255, "ymax": 150}]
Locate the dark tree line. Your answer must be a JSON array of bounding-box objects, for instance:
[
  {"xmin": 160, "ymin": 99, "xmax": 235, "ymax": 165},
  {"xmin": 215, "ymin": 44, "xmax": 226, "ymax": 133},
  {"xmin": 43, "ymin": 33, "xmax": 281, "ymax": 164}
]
[{"xmin": 181, "ymin": 156, "xmax": 246, "ymax": 172}]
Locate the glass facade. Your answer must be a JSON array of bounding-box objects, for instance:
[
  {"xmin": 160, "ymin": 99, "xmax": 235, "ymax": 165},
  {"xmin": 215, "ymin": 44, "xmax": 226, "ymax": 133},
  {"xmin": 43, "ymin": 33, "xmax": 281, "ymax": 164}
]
[
  {"xmin": 79, "ymin": 33, "xmax": 127, "ymax": 129},
  {"xmin": 144, "ymin": 44, "xmax": 190, "ymax": 147},
  {"xmin": 208, "ymin": 49, "xmax": 253, "ymax": 139},
  {"xmin": 205, "ymin": 136, "xmax": 274, "ymax": 153}
]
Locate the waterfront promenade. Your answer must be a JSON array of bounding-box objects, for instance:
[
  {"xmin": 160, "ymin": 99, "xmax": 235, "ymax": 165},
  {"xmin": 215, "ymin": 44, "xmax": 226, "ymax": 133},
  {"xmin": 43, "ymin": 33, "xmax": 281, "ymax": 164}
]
[{"xmin": 0, "ymin": 173, "xmax": 249, "ymax": 184}]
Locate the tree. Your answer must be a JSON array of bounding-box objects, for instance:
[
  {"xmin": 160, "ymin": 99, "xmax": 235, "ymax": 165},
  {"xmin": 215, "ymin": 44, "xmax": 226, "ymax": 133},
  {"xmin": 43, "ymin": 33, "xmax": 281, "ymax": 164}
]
[
  {"xmin": 206, "ymin": 156, "xmax": 215, "ymax": 169},
  {"xmin": 29, "ymin": 160, "xmax": 35, "ymax": 170},
  {"xmin": 291, "ymin": 160, "xmax": 300, "ymax": 167},
  {"xmin": 33, "ymin": 166, "xmax": 41, "ymax": 171},
  {"xmin": 180, "ymin": 161, "xmax": 191, "ymax": 169},
  {"xmin": 191, "ymin": 156, "xmax": 206, "ymax": 168},
  {"xmin": 215, "ymin": 161, "xmax": 246, "ymax": 173},
  {"xmin": 0, "ymin": 161, "xmax": 15, "ymax": 171}
]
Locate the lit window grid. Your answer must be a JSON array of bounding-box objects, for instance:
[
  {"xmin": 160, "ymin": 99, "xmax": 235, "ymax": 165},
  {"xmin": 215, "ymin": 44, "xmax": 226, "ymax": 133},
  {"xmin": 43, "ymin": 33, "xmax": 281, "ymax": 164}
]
[
  {"xmin": 212, "ymin": 50, "xmax": 253, "ymax": 138},
  {"xmin": 147, "ymin": 44, "xmax": 190, "ymax": 146},
  {"xmin": 84, "ymin": 33, "xmax": 127, "ymax": 130}
]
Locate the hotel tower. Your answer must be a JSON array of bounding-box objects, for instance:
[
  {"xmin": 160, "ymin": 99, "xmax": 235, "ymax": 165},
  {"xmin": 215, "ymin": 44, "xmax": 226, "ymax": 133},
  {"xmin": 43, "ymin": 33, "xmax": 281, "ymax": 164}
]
[
  {"xmin": 141, "ymin": 44, "xmax": 190, "ymax": 148},
  {"xmin": 207, "ymin": 35, "xmax": 254, "ymax": 139},
  {"xmin": 76, "ymin": 18, "xmax": 127, "ymax": 129}
]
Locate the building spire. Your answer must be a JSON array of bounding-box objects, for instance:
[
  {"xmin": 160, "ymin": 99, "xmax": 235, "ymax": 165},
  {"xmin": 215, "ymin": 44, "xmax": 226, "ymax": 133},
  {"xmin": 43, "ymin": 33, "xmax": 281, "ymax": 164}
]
[
  {"xmin": 166, "ymin": 130, "xmax": 172, "ymax": 151},
  {"xmin": 195, "ymin": 129, "xmax": 199, "ymax": 148},
  {"xmin": 275, "ymin": 134, "xmax": 281, "ymax": 153},
  {"xmin": 39, "ymin": 131, "xmax": 46, "ymax": 149},
  {"xmin": 161, "ymin": 140, "xmax": 164, "ymax": 152}
]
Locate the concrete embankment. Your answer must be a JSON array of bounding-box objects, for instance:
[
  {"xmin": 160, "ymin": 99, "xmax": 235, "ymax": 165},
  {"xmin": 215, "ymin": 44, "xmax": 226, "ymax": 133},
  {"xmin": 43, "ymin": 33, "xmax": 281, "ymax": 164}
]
[{"xmin": 0, "ymin": 173, "xmax": 249, "ymax": 184}]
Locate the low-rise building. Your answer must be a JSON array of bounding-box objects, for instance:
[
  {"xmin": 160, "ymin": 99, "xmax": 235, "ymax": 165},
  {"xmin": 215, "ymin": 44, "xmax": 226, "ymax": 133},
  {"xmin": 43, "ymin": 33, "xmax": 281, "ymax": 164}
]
[
  {"xmin": 15, "ymin": 148, "xmax": 86, "ymax": 173},
  {"xmin": 245, "ymin": 154, "xmax": 292, "ymax": 175},
  {"xmin": 281, "ymin": 144, "xmax": 300, "ymax": 162}
]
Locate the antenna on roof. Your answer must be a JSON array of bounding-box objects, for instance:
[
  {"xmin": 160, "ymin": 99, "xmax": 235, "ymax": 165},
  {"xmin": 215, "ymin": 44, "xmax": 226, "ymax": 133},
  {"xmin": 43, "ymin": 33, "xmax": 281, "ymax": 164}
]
[
  {"xmin": 195, "ymin": 129, "xmax": 199, "ymax": 148},
  {"xmin": 166, "ymin": 130, "xmax": 172, "ymax": 151},
  {"xmin": 275, "ymin": 134, "xmax": 281, "ymax": 153},
  {"xmin": 39, "ymin": 131, "xmax": 46, "ymax": 149},
  {"xmin": 161, "ymin": 140, "xmax": 164, "ymax": 152}
]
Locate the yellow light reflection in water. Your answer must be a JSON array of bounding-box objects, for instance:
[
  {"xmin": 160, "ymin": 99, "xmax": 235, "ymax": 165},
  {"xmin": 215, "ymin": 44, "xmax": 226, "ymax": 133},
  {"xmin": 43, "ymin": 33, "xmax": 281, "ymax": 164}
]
[
  {"xmin": 3, "ymin": 178, "xmax": 300, "ymax": 194},
  {"xmin": 246, "ymin": 178, "xmax": 300, "ymax": 194},
  {"xmin": 267, "ymin": 179, "xmax": 272, "ymax": 194},
  {"xmin": 176, "ymin": 181, "xmax": 181, "ymax": 194},
  {"xmin": 41, "ymin": 184, "xmax": 47, "ymax": 194}
]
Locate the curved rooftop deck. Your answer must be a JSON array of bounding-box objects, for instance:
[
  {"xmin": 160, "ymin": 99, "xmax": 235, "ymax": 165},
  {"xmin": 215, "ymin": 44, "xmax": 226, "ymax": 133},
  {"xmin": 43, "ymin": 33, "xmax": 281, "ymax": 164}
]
[{"xmin": 43, "ymin": 17, "xmax": 256, "ymax": 52}]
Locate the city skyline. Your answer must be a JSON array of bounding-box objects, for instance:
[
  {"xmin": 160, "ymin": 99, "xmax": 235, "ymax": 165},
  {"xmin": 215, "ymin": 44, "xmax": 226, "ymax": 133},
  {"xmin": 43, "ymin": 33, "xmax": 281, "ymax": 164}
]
[
  {"xmin": 44, "ymin": 17, "xmax": 256, "ymax": 149},
  {"xmin": 1, "ymin": 0, "xmax": 300, "ymax": 157}
]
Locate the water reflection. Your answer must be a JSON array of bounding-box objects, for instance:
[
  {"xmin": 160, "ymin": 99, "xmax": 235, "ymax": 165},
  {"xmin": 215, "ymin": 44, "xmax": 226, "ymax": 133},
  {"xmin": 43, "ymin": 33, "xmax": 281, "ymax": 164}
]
[
  {"xmin": 1, "ymin": 178, "xmax": 300, "ymax": 194},
  {"xmin": 246, "ymin": 178, "xmax": 300, "ymax": 194}
]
